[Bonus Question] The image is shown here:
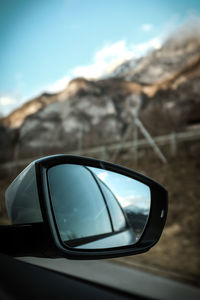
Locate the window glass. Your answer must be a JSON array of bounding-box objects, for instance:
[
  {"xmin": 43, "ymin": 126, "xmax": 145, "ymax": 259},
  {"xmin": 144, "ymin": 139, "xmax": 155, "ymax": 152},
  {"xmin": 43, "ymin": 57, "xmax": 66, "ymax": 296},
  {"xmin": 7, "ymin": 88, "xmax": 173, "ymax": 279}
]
[{"xmin": 48, "ymin": 164, "xmax": 112, "ymax": 242}]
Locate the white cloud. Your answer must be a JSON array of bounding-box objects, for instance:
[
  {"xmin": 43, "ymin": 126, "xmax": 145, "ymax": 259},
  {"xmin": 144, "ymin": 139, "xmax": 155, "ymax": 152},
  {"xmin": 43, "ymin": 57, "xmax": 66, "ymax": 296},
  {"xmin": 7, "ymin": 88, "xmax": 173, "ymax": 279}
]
[
  {"xmin": 0, "ymin": 95, "xmax": 19, "ymax": 116},
  {"xmin": 0, "ymin": 95, "xmax": 15, "ymax": 106},
  {"xmin": 131, "ymin": 37, "xmax": 162, "ymax": 57},
  {"xmin": 72, "ymin": 40, "xmax": 135, "ymax": 79},
  {"xmin": 46, "ymin": 76, "xmax": 71, "ymax": 93},
  {"xmin": 71, "ymin": 37, "xmax": 163, "ymax": 79},
  {"xmin": 46, "ymin": 40, "xmax": 139, "ymax": 92},
  {"xmin": 95, "ymin": 41, "xmax": 134, "ymax": 63},
  {"xmin": 141, "ymin": 24, "xmax": 153, "ymax": 32}
]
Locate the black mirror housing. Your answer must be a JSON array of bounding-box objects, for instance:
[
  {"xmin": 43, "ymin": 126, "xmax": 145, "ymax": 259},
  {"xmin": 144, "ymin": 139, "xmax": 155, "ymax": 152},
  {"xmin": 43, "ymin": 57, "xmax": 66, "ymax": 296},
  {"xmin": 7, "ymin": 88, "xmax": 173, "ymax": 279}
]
[{"xmin": 4, "ymin": 155, "xmax": 168, "ymax": 259}]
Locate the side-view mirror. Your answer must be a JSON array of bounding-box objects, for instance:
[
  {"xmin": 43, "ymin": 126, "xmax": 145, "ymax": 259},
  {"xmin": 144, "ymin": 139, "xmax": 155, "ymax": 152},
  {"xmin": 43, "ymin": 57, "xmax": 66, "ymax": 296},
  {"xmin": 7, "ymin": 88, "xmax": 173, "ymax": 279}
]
[{"xmin": 1, "ymin": 155, "xmax": 167, "ymax": 259}]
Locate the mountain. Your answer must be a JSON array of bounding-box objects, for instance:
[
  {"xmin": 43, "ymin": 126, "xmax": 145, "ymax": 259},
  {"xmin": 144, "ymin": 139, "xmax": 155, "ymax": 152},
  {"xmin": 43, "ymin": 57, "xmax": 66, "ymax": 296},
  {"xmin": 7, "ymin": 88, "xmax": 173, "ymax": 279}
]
[
  {"xmin": 1, "ymin": 92, "xmax": 62, "ymax": 129},
  {"xmin": 1, "ymin": 21, "xmax": 200, "ymax": 162},
  {"xmin": 14, "ymin": 78, "xmax": 147, "ymax": 157},
  {"xmin": 112, "ymin": 19, "xmax": 200, "ymax": 86}
]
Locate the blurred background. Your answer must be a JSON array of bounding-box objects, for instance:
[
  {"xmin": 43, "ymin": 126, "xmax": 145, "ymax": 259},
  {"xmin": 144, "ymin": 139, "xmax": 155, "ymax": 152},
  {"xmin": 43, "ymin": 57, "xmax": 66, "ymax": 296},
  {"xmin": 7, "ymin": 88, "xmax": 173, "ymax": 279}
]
[{"xmin": 0, "ymin": 0, "xmax": 200, "ymax": 287}]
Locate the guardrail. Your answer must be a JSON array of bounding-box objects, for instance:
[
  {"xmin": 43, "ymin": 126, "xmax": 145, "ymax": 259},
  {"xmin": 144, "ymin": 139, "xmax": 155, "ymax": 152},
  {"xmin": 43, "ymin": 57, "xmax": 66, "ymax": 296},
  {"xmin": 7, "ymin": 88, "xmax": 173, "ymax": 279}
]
[
  {"xmin": 1, "ymin": 129, "xmax": 200, "ymax": 170},
  {"xmin": 72, "ymin": 129, "xmax": 200, "ymax": 158}
]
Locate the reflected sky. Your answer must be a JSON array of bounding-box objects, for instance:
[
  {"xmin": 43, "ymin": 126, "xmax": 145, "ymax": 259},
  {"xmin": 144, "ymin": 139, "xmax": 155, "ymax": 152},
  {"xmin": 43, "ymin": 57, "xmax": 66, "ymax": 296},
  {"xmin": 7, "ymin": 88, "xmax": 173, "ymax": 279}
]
[{"xmin": 88, "ymin": 167, "xmax": 151, "ymax": 214}]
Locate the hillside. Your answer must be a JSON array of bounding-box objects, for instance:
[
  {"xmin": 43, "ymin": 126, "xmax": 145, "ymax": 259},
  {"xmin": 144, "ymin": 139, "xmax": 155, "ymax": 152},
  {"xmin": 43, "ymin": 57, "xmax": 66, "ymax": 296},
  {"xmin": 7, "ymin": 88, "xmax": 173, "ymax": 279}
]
[{"xmin": 0, "ymin": 21, "xmax": 200, "ymax": 161}]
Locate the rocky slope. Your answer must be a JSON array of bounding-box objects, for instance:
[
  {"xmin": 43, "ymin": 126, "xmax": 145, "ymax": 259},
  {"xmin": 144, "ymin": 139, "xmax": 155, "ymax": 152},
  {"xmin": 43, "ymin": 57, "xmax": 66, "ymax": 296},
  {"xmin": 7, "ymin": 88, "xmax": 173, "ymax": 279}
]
[
  {"xmin": 112, "ymin": 19, "xmax": 200, "ymax": 86},
  {"xmin": 1, "ymin": 91, "xmax": 64, "ymax": 129},
  {"xmin": 16, "ymin": 78, "xmax": 146, "ymax": 156},
  {"xmin": 0, "ymin": 22, "xmax": 200, "ymax": 161}
]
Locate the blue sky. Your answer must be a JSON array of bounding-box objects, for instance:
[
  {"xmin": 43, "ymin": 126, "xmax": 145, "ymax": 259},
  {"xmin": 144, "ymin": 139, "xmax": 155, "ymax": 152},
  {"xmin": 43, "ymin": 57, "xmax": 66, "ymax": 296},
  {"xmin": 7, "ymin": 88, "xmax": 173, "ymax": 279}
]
[{"xmin": 1, "ymin": 0, "xmax": 200, "ymax": 116}]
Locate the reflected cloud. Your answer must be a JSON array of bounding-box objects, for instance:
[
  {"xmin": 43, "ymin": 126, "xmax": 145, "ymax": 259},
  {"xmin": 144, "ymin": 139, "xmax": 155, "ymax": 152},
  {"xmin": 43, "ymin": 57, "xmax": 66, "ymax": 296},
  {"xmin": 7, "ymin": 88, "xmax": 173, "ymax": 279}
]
[
  {"xmin": 97, "ymin": 172, "xmax": 108, "ymax": 182},
  {"xmin": 116, "ymin": 194, "xmax": 150, "ymax": 213}
]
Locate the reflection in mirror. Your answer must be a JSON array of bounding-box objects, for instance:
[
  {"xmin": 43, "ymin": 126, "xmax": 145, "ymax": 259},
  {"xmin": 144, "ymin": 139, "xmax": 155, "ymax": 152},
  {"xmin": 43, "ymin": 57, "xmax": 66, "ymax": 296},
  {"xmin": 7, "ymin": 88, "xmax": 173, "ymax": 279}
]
[{"xmin": 47, "ymin": 164, "xmax": 151, "ymax": 250}]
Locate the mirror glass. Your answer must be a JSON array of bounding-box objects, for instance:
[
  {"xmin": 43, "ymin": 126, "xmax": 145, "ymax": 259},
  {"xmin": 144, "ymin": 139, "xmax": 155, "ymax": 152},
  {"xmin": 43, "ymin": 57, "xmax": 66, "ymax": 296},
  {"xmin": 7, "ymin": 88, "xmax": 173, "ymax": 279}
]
[{"xmin": 47, "ymin": 164, "xmax": 151, "ymax": 249}]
